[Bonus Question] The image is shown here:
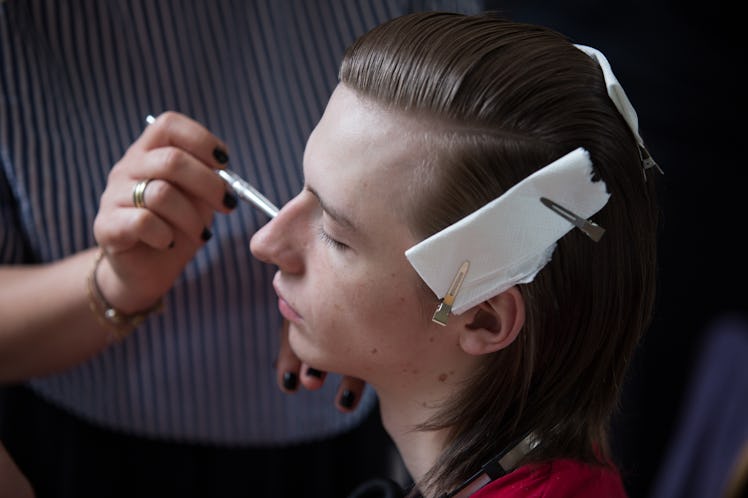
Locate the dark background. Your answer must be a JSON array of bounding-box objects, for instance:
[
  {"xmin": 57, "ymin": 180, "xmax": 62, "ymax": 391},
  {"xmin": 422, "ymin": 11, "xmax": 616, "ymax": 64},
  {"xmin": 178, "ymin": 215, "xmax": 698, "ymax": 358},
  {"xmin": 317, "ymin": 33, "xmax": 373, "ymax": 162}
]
[{"xmin": 486, "ymin": 1, "xmax": 745, "ymax": 496}]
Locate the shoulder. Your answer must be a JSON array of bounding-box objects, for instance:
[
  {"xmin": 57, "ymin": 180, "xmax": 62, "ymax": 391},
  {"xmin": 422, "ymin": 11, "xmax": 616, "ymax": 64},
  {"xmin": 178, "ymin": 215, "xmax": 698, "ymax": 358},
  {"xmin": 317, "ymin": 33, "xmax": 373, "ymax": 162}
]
[{"xmin": 472, "ymin": 459, "xmax": 627, "ymax": 498}]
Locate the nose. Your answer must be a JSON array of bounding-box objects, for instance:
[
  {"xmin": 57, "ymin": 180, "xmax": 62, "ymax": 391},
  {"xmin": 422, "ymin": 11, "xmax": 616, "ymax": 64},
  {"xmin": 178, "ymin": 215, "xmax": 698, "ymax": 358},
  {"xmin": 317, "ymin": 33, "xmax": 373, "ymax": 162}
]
[{"xmin": 250, "ymin": 193, "xmax": 306, "ymax": 274}]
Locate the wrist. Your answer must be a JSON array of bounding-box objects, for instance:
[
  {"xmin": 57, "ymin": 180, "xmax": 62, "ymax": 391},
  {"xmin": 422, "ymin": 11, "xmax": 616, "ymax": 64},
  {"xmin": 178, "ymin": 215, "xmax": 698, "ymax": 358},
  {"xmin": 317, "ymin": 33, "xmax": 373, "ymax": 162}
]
[{"xmin": 87, "ymin": 249, "xmax": 163, "ymax": 342}]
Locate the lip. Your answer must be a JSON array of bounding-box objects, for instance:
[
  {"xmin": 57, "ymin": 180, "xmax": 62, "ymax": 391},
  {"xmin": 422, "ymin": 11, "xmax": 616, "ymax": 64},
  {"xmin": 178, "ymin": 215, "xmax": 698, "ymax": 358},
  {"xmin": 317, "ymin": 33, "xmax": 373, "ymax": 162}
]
[{"xmin": 273, "ymin": 278, "xmax": 303, "ymax": 323}]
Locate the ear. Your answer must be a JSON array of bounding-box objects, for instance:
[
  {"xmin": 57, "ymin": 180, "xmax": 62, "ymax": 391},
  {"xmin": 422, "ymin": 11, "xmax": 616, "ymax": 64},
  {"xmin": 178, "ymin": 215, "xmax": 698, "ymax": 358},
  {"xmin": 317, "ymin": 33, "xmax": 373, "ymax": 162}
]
[{"xmin": 458, "ymin": 286, "xmax": 525, "ymax": 356}]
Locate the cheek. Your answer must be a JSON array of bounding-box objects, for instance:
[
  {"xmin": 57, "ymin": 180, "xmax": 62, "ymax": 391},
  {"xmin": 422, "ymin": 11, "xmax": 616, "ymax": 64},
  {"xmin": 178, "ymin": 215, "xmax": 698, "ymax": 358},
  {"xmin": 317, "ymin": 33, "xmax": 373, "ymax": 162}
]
[
  {"xmin": 345, "ymin": 271, "xmax": 412, "ymax": 321},
  {"xmin": 334, "ymin": 271, "xmax": 426, "ymax": 349},
  {"xmin": 314, "ymin": 273, "xmax": 383, "ymax": 332},
  {"xmin": 298, "ymin": 247, "xmax": 434, "ymax": 366},
  {"xmin": 297, "ymin": 271, "xmax": 442, "ymax": 379}
]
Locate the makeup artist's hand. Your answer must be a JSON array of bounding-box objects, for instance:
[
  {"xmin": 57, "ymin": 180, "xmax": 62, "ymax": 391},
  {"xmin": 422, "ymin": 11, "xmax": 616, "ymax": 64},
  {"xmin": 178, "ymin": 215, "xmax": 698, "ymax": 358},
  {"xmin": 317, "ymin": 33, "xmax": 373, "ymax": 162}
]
[
  {"xmin": 276, "ymin": 319, "xmax": 366, "ymax": 413},
  {"xmin": 92, "ymin": 112, "xmax": 238, "ymax": 314}
]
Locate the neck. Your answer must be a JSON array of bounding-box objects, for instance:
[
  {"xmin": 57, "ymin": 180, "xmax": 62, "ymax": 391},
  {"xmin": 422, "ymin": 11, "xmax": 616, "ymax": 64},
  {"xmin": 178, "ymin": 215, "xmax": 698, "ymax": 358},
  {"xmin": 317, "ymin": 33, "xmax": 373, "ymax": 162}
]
[
  {"xmin": 378, "ymin": 392, "xmax": 449, "ymax": 487},
  {"xmin": 366, "ymin": 328, "xmax": 483, "ymax": 493},
  {"xmin": 373, "ymin": 353, "xmax": 476, "ymax": 491}
]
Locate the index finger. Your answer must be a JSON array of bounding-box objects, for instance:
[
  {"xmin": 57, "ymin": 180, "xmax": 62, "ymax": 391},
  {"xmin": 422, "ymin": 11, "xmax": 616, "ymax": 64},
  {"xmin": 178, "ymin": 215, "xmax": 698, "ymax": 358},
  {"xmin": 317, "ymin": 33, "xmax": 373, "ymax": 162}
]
[{"xmin": 142, "ymin": 111, "xmax": 229, "ymax": 169}]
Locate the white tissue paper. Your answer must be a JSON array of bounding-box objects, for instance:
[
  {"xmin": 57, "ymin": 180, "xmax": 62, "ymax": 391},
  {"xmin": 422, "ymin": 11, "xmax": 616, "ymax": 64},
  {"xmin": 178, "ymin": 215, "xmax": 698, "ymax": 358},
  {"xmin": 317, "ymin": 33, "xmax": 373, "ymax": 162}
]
[
  {"xmin": 405, "ymin": 147, "xmax": 610, "ymax": 315},
  {"xmin": 574, "ymin": 44, "xmax": 645, "ymax": 149}
]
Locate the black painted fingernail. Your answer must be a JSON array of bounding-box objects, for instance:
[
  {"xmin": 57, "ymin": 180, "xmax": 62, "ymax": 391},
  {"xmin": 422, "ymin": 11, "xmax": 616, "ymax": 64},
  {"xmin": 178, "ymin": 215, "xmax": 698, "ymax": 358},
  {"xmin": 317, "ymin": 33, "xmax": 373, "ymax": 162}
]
[
  {"xmin": 282, "ymin": 372, "xmax": 298, "ymax": 391},
  {"xmin": 223, "ymin": 190, "xmax": 238, "ymax": 209},
  {"xmin": 339, "ymin": 389, "xmax": 355, "ymax": 409},
  {"xmin": 213, "ymin": 146, "xmax": 229, "ymax": 164},
  {"xmin": 306, "ymin": 367, "xmax": 323, "ymax": 378},
  {"xmin": 201, "ymin": 227, "xmax": 213, "ymax": 241}
]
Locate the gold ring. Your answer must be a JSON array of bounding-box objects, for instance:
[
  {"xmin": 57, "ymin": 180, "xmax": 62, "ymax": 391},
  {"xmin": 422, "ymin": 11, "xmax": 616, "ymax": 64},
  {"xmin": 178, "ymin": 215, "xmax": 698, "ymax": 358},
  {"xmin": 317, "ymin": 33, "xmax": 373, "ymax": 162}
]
[{"xmin": 132, "ymin": 179, "xmax": 152, "ymax": 209}]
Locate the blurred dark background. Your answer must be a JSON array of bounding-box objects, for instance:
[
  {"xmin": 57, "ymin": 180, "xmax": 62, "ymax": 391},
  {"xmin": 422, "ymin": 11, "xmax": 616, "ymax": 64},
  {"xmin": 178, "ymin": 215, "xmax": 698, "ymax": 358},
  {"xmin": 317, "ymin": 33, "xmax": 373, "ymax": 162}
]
[{"xmin": 483, "ymin": 1, "xmax": 746, "ymax": 497}]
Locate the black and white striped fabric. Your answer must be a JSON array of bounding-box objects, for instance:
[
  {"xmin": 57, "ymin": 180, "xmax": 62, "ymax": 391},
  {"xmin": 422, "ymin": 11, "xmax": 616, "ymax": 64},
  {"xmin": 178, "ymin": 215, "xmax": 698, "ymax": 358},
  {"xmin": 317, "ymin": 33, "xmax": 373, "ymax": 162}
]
[{"xmin": 0, "ymin": 0, "xmax": 482, "ymax": 444}]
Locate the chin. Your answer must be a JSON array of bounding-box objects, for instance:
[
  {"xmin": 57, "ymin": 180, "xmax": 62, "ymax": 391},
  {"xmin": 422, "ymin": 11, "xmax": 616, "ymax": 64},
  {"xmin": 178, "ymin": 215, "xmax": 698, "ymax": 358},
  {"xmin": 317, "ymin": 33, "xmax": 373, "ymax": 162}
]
[
  {"xmin": 288, "ymin": 325, "xmax": 367, "ymax": 376},
  {"xmin": 289, "ymin": 328, "xmax": 334, "ymax": 370}
]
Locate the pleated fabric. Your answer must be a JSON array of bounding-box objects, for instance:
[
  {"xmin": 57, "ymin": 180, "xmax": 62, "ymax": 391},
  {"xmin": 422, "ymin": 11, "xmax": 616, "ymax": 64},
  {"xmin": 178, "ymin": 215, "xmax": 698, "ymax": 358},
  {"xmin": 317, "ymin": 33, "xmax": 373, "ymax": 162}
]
[{"xmin": 0, "ymin": 0, "xmax": 482, "ymax": 444}]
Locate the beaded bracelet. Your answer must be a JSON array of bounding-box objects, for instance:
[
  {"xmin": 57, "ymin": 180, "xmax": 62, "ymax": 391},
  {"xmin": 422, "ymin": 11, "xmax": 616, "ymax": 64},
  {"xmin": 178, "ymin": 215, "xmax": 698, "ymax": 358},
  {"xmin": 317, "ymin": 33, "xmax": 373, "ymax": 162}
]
[{"xmin": 87, "ymin": 249, "xmax": 163, "ymax": 342}]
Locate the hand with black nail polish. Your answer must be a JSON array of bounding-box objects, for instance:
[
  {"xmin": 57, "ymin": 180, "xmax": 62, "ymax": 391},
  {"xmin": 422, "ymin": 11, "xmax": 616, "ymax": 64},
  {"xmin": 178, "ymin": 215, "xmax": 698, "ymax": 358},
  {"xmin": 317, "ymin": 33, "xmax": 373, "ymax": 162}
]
[
  {"xmin": 339, "ymin": 389, "xmax": 356, "ymax": 409},
  {"xmin": 282, "ymin": 371, "xmax": 298, "ymax": 391},
  {"xmin": 92, "ymin": 110, "xmax": 239, "ymax": 316}
]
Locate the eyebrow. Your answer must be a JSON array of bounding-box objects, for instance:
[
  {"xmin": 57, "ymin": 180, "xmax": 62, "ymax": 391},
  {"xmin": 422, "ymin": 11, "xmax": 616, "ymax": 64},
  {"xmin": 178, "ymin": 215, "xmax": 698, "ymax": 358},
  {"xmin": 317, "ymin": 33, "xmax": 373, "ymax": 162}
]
[{"xmin": 306, "ymin": 185, "xmax": 358, "ymax": 233}]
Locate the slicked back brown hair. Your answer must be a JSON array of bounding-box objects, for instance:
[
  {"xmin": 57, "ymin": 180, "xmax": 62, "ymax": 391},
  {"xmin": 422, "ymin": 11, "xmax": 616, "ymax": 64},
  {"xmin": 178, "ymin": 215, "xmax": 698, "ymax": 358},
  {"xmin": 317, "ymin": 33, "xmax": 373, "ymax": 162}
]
[{"xmin": 340, "ymin": 11, "xmax": 658, "ymax": 495}]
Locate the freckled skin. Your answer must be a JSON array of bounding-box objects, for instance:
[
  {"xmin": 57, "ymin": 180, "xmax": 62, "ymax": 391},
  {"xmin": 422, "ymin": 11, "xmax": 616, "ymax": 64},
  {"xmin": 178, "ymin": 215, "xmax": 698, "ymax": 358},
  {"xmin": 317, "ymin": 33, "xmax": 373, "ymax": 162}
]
[
  {"xmin": 247, "ymin": 84, "xmax": 511, "ymax": 496},
  {"xmin": 250, "ymin": 85, "xmax": 479, "ymax": 404},
  {"xmin": 275, "ymin": 87, "xmax": 441, "ymax": 383}
]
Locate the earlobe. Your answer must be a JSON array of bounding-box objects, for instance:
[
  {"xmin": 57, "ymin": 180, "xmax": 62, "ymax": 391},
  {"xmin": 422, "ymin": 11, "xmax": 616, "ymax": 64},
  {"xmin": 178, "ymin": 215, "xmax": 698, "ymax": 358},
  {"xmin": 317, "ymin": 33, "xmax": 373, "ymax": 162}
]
[{"xmin": 459, "ymin": 286, "xmax": 525, "ymax": 356}]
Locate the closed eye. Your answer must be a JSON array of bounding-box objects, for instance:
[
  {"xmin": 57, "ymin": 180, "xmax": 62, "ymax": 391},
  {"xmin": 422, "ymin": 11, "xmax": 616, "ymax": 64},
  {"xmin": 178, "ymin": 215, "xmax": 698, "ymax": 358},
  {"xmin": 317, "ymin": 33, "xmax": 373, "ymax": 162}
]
[{"xmin": 317, "ymin": 224, "xmax": 349, "ymax": 251}]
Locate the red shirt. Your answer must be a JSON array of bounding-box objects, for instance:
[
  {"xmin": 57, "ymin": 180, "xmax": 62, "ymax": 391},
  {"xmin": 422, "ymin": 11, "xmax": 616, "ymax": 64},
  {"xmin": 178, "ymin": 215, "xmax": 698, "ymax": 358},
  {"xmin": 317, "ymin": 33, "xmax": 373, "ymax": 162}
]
[{"xmin": 471, "ymin": 459, "xmax": 627, "ymax": 498}]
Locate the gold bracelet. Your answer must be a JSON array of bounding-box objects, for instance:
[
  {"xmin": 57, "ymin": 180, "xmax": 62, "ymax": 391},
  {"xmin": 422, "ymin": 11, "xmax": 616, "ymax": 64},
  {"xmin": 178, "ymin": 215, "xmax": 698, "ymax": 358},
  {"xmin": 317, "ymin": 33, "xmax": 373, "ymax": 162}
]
[{"xmin": 87, "ymin": 249, "xmax": 163, "ymax": 342}]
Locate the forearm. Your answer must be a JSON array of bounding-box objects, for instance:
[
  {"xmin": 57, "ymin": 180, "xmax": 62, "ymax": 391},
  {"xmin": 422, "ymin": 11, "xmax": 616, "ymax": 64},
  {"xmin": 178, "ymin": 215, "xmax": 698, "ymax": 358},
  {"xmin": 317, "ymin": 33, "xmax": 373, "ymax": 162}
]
[
  {"xmin": 0, "ymin": 114, "xmax": 237, "ymax": 383},
  {"xmin": 0, "ymin": 248, "xmax": 113, "ymax": 382}
]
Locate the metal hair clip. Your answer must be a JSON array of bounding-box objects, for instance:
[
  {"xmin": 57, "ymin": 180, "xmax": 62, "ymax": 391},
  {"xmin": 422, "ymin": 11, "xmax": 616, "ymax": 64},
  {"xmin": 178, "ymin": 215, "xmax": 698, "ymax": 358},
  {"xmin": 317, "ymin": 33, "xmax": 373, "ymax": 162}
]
[
  {"xmin": 540, "ymin": 197, "xmax": 605, "ymax": 242},
  {"xmin": 573, "ymin": 45, "xmax": 664, "ymax": 182},
  {"xmin": 639, "ymin": 145, "xmax": 663, "ymax": 180},
  {"xmin": 432, "ymin": 261, "xmax": 470, "ymax": 326}
]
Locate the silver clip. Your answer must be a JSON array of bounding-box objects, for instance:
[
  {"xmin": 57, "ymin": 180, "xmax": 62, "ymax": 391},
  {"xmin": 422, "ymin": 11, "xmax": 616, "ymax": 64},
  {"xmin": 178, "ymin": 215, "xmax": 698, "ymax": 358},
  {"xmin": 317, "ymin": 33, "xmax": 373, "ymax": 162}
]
[
  {"xmin": 540, "ymin": 197, "xmax": 605, "ymax": 242},
  {"xmin": 432, "ymin": 261, "xmax": 470, "ymax": 326},
  {"xmin": 639, "ymin": 144, "xmax": 663, "ymax": 181}
]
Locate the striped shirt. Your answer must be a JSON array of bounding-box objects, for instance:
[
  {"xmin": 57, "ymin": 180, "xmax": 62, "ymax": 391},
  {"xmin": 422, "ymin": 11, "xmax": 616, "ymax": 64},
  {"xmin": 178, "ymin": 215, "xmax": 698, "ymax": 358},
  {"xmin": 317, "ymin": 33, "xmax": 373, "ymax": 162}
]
[{"xmin": 0, "ymin": 0, "xmax": 483, "ymax": 444}]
